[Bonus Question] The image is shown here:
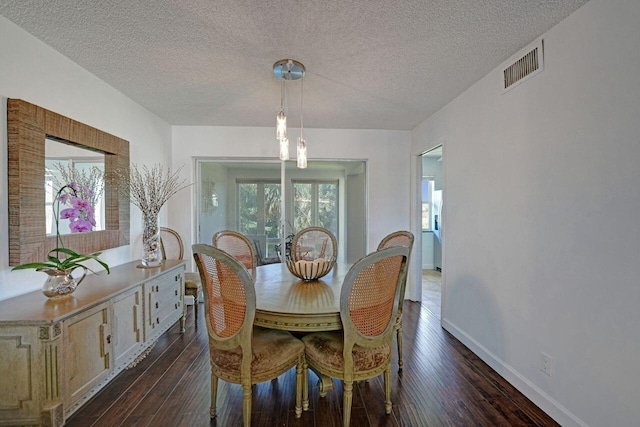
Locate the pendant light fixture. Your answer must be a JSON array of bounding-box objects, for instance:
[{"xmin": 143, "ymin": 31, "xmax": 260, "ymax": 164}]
[
  {"xmin": 297, "ymin": 73, "xmax": 307, "ymax": 169},
  {"xmin": 276, "ymin": 76, "xmax": 288, "ymax": 160},
  {"xmin": 273, "ymin": 59, "xmax": 307, "ymax": 168}
]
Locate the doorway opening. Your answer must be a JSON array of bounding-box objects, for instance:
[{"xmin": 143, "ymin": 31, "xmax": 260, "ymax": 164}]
[
  {"xmin": 194, "ymin": 159, "xmax": 367, "ymax": 264},
  {"xmin": 420, "ymin": 146, "xmax": 443, "ymax": 318}
]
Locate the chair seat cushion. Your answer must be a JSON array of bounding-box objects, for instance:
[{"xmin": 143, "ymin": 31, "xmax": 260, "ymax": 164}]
[
  {"xmin": 184, "ymin": 272, "xmax": 201, "ymax": 290},
  {"xmin": 211, "ymin": 327, "xmax": 304, "ymax": 380},
  {"xmin": 302, "ymin": 331, "xmax": 390, "ymax": 373}
]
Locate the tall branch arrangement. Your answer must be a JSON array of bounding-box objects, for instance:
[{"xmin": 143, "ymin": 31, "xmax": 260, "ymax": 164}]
[{"xmin": 118, "ymin": 163, "xmax": 191, "ymax": 217}]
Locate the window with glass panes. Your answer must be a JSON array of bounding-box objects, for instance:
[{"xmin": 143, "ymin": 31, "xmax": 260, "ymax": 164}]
[
  {"xmin": 237, "ymin": 181, "xmax": 281, "ymax": 257},
  {"xmin": 292, "ymin": 181, "xmax": 338, "ymax": 237}
]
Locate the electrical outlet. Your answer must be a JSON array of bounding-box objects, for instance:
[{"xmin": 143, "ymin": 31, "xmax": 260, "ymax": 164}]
[{"xmin": 541, "ymin": 353, "xmax": 553, "ymax": 376}]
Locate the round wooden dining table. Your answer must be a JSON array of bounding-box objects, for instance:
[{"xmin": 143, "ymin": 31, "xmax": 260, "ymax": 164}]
[
  {"xmin": 253, "ymin": 261, "xmax": 351, "ymax": 396},
  {"xmin": 254, "ymin": 261, "xmax": 351, "ymax": 332}
]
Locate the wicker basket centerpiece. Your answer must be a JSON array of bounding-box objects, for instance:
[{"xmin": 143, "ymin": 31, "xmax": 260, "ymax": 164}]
[
  {"xmin": 285, "ymin": 256, "xmax": 336, "ymax": 281},
  {"xmin": 285, "ymin": 227, "xmax": 338, "ymax": 281}
]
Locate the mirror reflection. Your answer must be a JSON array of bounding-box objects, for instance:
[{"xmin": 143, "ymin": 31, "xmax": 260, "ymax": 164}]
[{"xmin": 45, "ymin": 138, "xmax": 106, "ymax": 236}]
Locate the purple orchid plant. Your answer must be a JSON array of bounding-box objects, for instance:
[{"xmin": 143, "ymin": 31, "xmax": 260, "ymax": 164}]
[
  {"xmin": 58, "ymin": 182, "xmax": 97, "ymax": 233},
  {"xmin": 11, "ymin": 182, "xmax": 109, "ymax": 274}
]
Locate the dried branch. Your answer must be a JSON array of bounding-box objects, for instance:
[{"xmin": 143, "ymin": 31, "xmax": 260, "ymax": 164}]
[{"xmin": 117, "ymin": 163, "xmax": 192, "ymax": 217}]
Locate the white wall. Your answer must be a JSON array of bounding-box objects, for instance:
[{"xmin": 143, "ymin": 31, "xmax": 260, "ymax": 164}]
[
  {"xmin": 170, "ymin": 126, "xmax": 411, "ymax": 267},
  {"xmin": 411, "ymin": 0, "xmax": 640, "ymax": 425},
  {"xmin": 0, "ymin": 16, "xmax": 172, "ymax": 300},
  {"xmin": 346, "ymin": 170, "xmax": 366, "ymax": 263}
]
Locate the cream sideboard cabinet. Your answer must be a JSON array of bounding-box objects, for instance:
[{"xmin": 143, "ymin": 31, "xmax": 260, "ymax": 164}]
[{"xmin": 0, "ymin": 260, "xmax": 186, "ymax": 426}]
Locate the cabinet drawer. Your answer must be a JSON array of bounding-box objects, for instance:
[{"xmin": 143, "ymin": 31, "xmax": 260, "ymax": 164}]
[
  {"xmin": 145, "ymin": 267, "xmax": 184, "ymax": 337},
  {"xmin": 150, "ymin": 280, "xmax": 181, "ymax": 310},
  {"xmin": 149, "ymin": 298, "xmax": 182, "ymax": 329},
  {"xmin": 147, "ymin": 271, "xmax": 183, "ymax": 293}
]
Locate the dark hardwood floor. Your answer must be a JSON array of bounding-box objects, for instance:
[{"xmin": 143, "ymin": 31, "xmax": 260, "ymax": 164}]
[{"xmin": 66, "ymin": 303, "xmax": 558, "ymax": 427}]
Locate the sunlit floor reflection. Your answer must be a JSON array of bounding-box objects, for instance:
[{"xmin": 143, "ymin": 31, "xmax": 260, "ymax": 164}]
[{"xmin": 422, "ymin": 269, "xmax": 441, "ymax": 318}]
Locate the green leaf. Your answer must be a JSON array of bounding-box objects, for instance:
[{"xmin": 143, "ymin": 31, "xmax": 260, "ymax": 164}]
[
  {"xmin": 11, "ymin": 262, "xmax": 57, "ymax": 271},
  {"xmin": 50, "ymin": 247, "xmax": 82, "ymax": 258},
  {"xmin": 12, "ymin": 247, "xmax": 110, "ymax": 276},
  {"xmin": 86, "ymin": 253, "xmax": 110, "ymax": 273}
]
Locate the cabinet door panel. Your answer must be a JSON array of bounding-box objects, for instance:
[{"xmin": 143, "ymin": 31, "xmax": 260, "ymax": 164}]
[
  {"xmin": 63, "ymin": 303, "xmax": 111, "ymax": 408},
  {"xmin": 112, "ymin": 285, "xmax": 144, "ymax": 367},
  {"xmin": 0, "ymin": 331, "xmax": 34, "ymax": 412}
]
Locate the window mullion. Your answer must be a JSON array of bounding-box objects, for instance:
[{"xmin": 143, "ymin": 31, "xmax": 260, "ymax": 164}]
[
  {"xmin": 312, "ymin": 183, "xmax": 318, "ymax": 225},
  {"xmin": 257, "ymin": 183, "xmax": 266, "ymax": 235}
]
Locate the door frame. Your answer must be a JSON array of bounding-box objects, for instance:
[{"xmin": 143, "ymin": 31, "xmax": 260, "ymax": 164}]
[{"xmin": 410, "ymin": 139, "xmax": 446, "ymax": 321}]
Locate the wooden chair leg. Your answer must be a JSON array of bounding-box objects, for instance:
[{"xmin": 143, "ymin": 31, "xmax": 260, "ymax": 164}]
[
  {"xmin": 384, "ymin": 366, "xmax": 392, "ymax": 414},
  {"xmin": 185, "ymin": 288, "xmax": 199, "ymax": 328},
  {"xmin": 210, "ymin": 374, "xmax": 218, "ymax": 418},
  {"xmin": 302, "ymin": 360, "xmax": 309, "ymax": 411},
  {"xmin": 242, "ymin": 383, "xmax": 252, "ymax": 427},
  {"xmin": 397, "ymin": 321, "xmax": 404, "ymax": 370},
  {"xmin": 343, "ymin": 381, "xmax": 353, "ymax": 427},
  {"xmin": 193, "ymin": 293, "xmax": 198, "ymax": 329},
  {"xmin": 295, "ymin": 358, "xmax": 303, "ymax": 417}
]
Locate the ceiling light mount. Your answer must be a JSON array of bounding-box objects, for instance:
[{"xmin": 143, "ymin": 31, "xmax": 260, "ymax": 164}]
[{"xmin": 273, "ymin": 59, "xmax": 306, "ymax": 80}]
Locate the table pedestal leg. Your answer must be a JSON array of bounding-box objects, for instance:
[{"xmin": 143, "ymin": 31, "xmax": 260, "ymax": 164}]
[{"xmin": 310, "ymin": 367, "xmax": 334, "ymax": 397}]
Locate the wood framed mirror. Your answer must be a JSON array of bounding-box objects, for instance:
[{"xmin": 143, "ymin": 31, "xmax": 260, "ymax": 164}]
[{"xmin": 8, "ymin": 99, "xmax": 130, "ymax": 266}]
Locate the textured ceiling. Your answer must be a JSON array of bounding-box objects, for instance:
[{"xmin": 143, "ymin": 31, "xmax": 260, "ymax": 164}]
[{"xmin": 0, "ymin": 0, "xmax": 588, "ymax": 130}]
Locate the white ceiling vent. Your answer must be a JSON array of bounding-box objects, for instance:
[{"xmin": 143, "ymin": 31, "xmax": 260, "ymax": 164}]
[{"xmin": 501, "ymin": 39, "xmax": 544, "ymax": 93}]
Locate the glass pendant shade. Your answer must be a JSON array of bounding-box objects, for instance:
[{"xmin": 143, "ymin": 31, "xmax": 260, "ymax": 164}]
[
  {"xmin": 279, "ymin": 137, "xmax": 290, "ymax": 160},
  {"xmin": 276, "ymin": 110, "xmax": 287, "ymax": 141},
  {"xmin": 297, "ymin": 137, "xmax": 307, "ymax": 169},
  {"xmin": 274, "ymin": 59, "xmax": 307, "ymax": 167}
]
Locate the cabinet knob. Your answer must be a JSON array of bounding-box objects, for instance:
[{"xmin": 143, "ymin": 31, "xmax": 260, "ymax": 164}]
[
  {"xmin": 156, "ymin": 317, "xmax": 160, "ymax": 324},
  {"xmin": 174, "ymin": 303, "xmax": 178, "ymax": 309},
  {"xmin": 155, "ymin": 285, "xmax": 159, "ymax": 292},
  {"xmin": 174, "ymin": 289, "xmax": 178, "ymax": 296},
  {"xmin": 106, "ymin": 335, "xmax": 111, "ymax": 344},
  {"xmin": 155, "ymin": 302, "xmax": 159, "ymax": 309}
]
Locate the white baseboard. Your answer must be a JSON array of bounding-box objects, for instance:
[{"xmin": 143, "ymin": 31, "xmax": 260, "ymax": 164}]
[
  {"xmin": 422, "ymin": 263, "xmax": 435, "ymax": 270},
  {"xmin": 184, "ymin": 295, "xmax": 195, "ymax": 306},
  {"xmin": 441, "ymin": 318, "xmax": 588, "ymax": 427}
]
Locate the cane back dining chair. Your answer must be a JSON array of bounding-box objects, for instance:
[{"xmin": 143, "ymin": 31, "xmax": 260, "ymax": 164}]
[
  {"xmin": 302, "ymin": 245, "xmax": 410, "ymax": 427},
  {"xmin": 212, "ymin": 230, "xmax": 257, "ymax": 278},
  {"xmin": 253, "ymin": 239, "xmax": 281, "ymax": 266},
  {"xmin": 291, "ymin": 226, "xmax": 337, "ymax": 261},
  {"xmin": 159, "ymin": 227, "xmax": 202, "ymax": 326},
  {"xmin": 192, "ymin": 244, "xmax": 307, "ymax": 426},
  {"xmin": 377, "ymin": 230, "xmax": 414, "ymax": 370}
]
